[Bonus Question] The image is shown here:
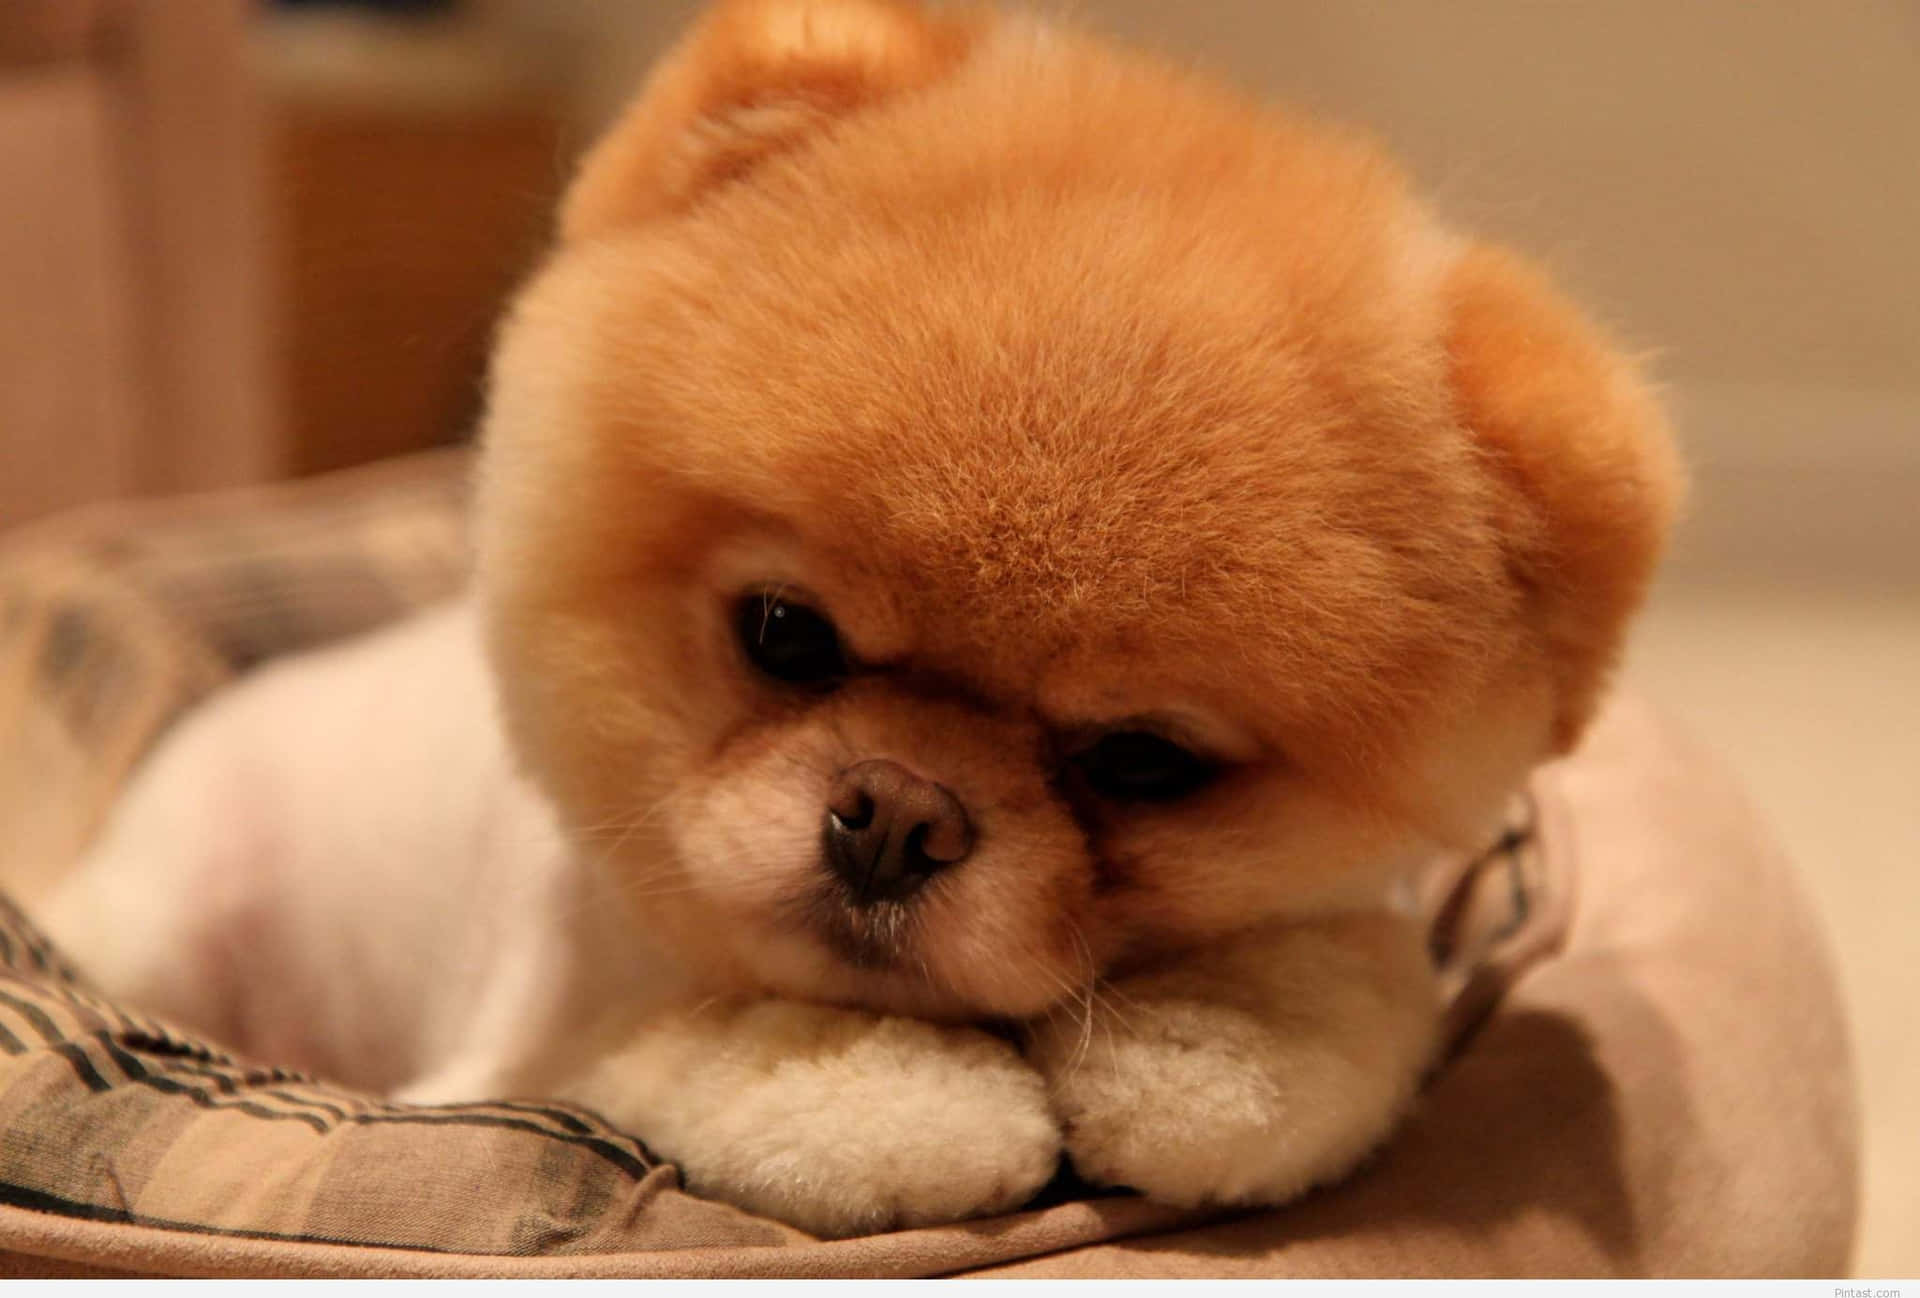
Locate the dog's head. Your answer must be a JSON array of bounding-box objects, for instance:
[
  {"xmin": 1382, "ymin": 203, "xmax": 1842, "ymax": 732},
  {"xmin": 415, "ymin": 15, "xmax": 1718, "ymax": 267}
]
[{"xmin": 474, "ymin": 0, "xmax": 1682, "ymax": 1019}]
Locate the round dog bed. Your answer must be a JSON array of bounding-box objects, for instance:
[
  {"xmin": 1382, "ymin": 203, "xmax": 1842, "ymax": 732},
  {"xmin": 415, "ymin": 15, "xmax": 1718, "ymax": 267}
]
[{"xmin": 0, "ymin": 453, "xmax": 1858, "ymax": 1277}]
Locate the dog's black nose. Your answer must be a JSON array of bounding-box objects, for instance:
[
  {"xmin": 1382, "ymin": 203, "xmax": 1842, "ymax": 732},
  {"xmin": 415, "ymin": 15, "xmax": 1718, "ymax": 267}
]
[{"xmin": 823, "ymin": 759, "xmax": 973, "ymax": 904}]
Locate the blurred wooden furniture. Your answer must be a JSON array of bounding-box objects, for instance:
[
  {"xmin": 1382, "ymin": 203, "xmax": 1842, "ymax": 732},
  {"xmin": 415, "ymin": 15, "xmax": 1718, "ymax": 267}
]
[
  {"xmin": 0, "ymin": 0, "xmax": 280, "ymax": 531},
  {"xmin": 1, "ymin": 1, "xmax": 565, "ymax": 529},
  {"xmin": 261, "ymin": 12, "xmax": 563, "ymax": 476}
]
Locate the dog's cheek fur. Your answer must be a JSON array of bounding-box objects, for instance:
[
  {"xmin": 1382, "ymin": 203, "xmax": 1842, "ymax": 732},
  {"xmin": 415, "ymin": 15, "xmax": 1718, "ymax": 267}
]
[
  {"xmin": 1087, "ymin": 776, "xmax": 1421, "ymax": 962},
  {"xmin": 654, "ymin": 712, "xmax": 847, "ymax": 994}
]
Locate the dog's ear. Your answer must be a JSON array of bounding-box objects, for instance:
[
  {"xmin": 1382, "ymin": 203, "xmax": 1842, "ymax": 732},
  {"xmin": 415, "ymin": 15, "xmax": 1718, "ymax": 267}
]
[
  {"xmin": 1445, "ymin": 245, "xmax": 1685, "ymax": 754},
  {"xmin": 561, "ymin": 0, "xmax": 973, "ymax": 239}
]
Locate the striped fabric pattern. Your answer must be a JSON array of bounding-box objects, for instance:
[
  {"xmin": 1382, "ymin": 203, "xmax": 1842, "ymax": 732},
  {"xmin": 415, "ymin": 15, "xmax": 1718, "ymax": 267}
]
[{"xmin": 0, "ymin": 889, "xmax": 802, "ymax": 1255}]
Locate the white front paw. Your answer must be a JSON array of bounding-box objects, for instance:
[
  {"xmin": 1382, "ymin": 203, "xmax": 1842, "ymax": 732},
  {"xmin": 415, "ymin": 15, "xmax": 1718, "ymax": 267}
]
[
  {"xmin": 572, "ymin": 1002, "xmax": 1061, "ymax": 1238},
  {"xmin": 1027, "ymin": 994, "xmax": 1424, "ymax": 1209}
]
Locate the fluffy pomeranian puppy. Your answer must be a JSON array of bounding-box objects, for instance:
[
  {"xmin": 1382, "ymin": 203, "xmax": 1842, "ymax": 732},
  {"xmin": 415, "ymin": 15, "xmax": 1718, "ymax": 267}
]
[{"xmin": 40, "ymin": 0, "xmax": 1680, "ymax": 1238}]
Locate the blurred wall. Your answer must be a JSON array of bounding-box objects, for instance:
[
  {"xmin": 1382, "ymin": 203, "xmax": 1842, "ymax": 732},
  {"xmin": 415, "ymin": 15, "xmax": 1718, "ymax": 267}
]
[{"xmin": 260, "ymin": 9, "xmax": 563, "ymax": 475}]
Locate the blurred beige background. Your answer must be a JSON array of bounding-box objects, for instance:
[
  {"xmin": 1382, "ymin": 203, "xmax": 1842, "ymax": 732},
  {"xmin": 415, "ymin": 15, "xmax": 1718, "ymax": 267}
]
[{"xmin": 3, "ymin": 0, "xmax": 1915, "ymax": 1276}]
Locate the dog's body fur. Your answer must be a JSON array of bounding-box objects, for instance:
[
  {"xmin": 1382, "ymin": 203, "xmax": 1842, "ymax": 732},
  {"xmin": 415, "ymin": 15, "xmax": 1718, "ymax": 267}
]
[{"xmin": 34, "ymin": 0, "xmax": 1680, "ymax": 1238}]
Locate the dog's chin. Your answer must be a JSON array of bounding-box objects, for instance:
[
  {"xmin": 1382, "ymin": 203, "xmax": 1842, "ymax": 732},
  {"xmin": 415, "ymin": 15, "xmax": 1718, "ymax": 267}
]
[
  {"xmin": 783, "ymin": 887, "xmax": 922, "ymax": 975},
  {"xmin": 700, "ymin": 886, "xmax": 1085, "ymax": 1024}
]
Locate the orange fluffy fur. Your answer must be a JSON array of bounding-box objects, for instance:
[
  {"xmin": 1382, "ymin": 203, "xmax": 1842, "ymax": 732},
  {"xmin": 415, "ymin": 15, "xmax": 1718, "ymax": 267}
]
[{"xmin": 467, "ymin": 0, "xmax": 1682, "ymax": 1230}]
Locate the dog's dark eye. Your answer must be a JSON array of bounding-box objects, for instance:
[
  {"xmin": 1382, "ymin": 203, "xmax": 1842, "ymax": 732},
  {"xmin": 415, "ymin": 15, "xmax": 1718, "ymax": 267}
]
[
  {"xmin": 735, "ymin": 593, "xmax": 847, "ymax": 689},
  {"xmin": 1072, "ymin": 731, "xmax": 1218, "ymax": 803}
]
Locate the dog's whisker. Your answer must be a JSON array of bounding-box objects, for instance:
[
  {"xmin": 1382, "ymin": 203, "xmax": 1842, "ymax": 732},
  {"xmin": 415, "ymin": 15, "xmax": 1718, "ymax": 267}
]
[{"xmin": 1061, "ymin": 923, "xmax": 1104, "ymax": 1076}]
